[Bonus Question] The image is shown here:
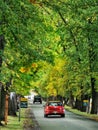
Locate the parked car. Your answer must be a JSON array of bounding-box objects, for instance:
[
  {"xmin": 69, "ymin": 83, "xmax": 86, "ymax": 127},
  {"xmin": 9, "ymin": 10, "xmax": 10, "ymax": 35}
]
[
  {"xmin": 33, "ymin": 95, "xmax": 42, "ymax": 104},
  {"xmin": 44, "ymin": 101, "xmax": 65, "ymax": 117}
]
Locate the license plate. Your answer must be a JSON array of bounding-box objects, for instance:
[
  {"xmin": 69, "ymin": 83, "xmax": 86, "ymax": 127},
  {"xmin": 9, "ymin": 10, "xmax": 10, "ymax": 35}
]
[{"xmin": 53, "ymin": 111, "xmax": 57, "ymax": 114}]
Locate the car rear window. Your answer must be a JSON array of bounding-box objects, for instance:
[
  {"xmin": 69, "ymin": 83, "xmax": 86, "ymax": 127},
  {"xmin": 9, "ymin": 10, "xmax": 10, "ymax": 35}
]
[{"xmin": 48, "ymin": 102, "xmax": 62, "ymax": 106}]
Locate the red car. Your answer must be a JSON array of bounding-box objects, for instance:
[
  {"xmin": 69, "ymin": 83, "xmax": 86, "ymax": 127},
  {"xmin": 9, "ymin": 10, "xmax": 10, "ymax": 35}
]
[{"xmin": 44, "ymin": 101, "xmax": 65, "ymax": 117}]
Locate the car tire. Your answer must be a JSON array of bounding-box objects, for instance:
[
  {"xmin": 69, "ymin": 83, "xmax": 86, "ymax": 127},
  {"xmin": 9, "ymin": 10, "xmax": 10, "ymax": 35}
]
[
  {"xmin": 61, "ymin": 114, "xmax": 65, "ymax": 117},
  {"xmin": 44, "ymin": 114, "xmax": 48, "ymax": 118}
]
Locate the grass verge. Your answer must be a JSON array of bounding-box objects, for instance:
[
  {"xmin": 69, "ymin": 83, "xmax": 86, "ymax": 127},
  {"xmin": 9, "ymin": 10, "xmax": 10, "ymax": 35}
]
[
  {"xmin": 0, "ymin": 108, "xmax": 33, "ymax": 130},
  {"xmin": 65, "ymin": 105, "xmax": 98, "ymax": 121}
]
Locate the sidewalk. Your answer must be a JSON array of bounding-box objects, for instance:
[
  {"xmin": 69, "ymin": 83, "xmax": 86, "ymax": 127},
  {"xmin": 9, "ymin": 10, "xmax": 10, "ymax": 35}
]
[
  {"xmin": 24, "ymin": 100, "xmax": 40, "ymax": 130},
  {"xmin": 24, "ymin": 107, "xmax": 40, "ymax": 130}
]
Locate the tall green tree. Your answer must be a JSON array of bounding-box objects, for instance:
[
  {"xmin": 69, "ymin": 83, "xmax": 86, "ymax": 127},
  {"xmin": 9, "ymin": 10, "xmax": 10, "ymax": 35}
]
[{"xmin": 39, "ymin": 0, "xmax": 98, "ymax": 113}]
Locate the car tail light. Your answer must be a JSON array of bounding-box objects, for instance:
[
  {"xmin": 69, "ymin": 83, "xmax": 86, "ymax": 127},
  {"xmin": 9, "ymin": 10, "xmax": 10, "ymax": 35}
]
[
  {"xmin": 62, "ymin": 108, "xmax": 65, "ymax": 112},
  {"xmin": 60, "ymin": 107, "xmax": 65, "ymax": 111},
  {"xmin": 45, "ymin": 106, "xmax": 49, "ymax": 110}
]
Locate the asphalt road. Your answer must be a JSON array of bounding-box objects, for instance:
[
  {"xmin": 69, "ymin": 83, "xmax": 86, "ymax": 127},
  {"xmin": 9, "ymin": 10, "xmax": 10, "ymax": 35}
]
[{"xmin": 32, "ymin": 103, "xmax": 98, "ymax": 130}]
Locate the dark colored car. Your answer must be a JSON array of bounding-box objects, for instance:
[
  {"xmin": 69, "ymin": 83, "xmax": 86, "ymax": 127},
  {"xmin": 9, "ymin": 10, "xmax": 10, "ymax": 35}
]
[
  {"xmin": 33, "ymin": 95, "xmax": 42, "ymax": 104},
  {"xmin": 44, "ymin": 101, "xmax": 65, "ymax": 117}
]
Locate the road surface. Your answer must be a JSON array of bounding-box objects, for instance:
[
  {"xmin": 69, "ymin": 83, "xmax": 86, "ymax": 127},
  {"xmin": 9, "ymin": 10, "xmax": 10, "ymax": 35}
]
[{"xmin": 31, "ymin": 103, "xmax": 98, "ymax": 130}]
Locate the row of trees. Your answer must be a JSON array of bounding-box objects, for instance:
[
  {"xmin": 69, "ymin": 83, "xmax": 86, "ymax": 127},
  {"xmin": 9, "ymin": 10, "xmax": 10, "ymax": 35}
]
[
  {"xmin": 29, "ymin": 0, "xmax": 98, "ymax": 113},
  {"xmin": 0, "ymin": 0, "xmax": 98, "ymax": 124}
]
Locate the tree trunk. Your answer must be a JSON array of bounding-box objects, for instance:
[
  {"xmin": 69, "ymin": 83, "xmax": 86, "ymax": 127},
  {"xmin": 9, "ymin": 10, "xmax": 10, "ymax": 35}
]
[
  {"xmin": 0, "ymin": 35, "xmax": 5, "ymax": 68},
  {"xmin": 5, "ymin": 95, "xmax": 9, "ymax": 125},
  {"xmin": 75, "ymin": 98, "xmax": 82, "ymax": 110},
  {"xmin": 0, "ymin": 83, "xmax": 6, "ymax": 125},
  {"xmin": 87, "ymin": 19, "xmax": 98, "ymax": 114},
  {"xmin": 68, "ymin": 91, "xmax": 74, "ymax": 108},
  {"xmin": 8, "ymin": 92, "xmax": 18, "ymax": 116},
  {"xmin": 91, "ymin": 78, "xmax": 98, "ymax": 114},
  {"xmin": 0, "ymin": 35, "xmax": 6, "ymax": 125}
]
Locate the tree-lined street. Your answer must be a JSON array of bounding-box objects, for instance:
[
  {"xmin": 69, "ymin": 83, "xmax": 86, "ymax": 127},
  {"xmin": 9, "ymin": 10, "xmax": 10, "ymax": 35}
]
[{"xmin": 0, "ymin": 0, "xmax": 98, "ymax": 127}]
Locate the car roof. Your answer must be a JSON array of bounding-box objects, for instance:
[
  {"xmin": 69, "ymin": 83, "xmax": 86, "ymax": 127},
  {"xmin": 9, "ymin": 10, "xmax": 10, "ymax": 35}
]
[
  {"xmin": 34, "ymin": 95, "xmax": 41, "ymax": 97},
  {"xmin": 47, "ymin": 101, "xmax": 62, "ymax": 103},
  {"xmin": 48, "ymin": 100, "xmax": 61, "ymax": 102}
]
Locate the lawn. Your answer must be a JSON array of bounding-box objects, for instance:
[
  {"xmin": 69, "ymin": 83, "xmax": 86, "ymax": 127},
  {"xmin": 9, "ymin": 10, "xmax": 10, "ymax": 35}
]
[
  {"xmin": 0, "ymin": 109, "xmax": 26, "ymax": 130},
  {"xmin": 65, "ymin": 105, "xmax": 98, "ymax": 121}
]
